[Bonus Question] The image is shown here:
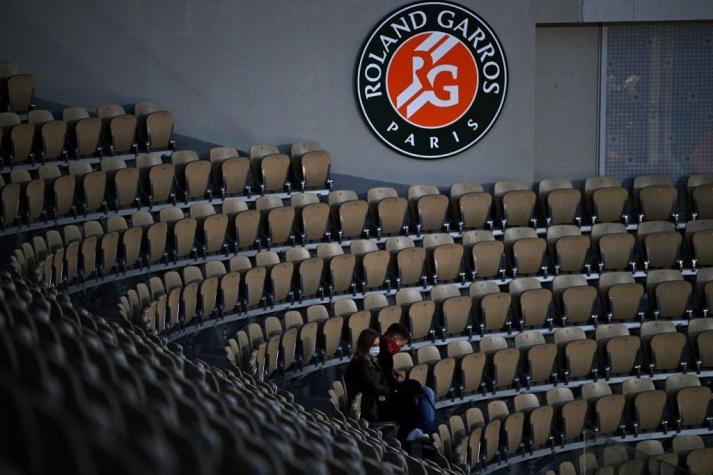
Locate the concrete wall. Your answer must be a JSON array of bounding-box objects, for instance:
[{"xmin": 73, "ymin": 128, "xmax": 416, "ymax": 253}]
[
  {"xmin": 2, "ymin": 0, "xmax": 712, "ymax": 191},
  {"xmin": 0, "ymin": 0, "xmax": 535, "ymax": 188},
  {"xmin": 534, "ymin": 26, "xmax": 601, "ymax": 181}
]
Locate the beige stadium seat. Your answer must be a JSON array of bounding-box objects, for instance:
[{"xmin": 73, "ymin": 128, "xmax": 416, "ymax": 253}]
[
  {"xmin": 39, "ymin": 119, "xmax": 67, "ymax": 162},
  {"xmin": 292, "ymin": 192, "xmax": 329, "ymax": 243},
  {"xmin": 108, "ymin": 114, "xmax": 137, "ymax": 155},
  {"xmin": 687, "ymin": 219, "xmax": 713, "ymax": 267},
  {"xmin": 494, "ymin": 180, "xmax": 537, "ymax": 228},
  {"xmin": 591, "ymin": 223, "xmax": 634, "ymax": 271},
  {"xmin": 552, "ymin": 274, "xmax": 597, "ymax": 325},
  {"xmin": 369, "ymin": 187, "xmax": 408, "ymax": 236},
  {"xmin": 351, "ymin": 240, "xmax": 390, "ymax": 291},
  {"xmin": 470, "ymin": 280, "xmax": 512, "ymax": 333},
  {"xmin": 598, "ymin": 271, "xmax": 644, "ymax": 322},
  {"xmin": 297, "ymin": 150, "xmax": 330, "ymax": 190},
  {"xmin": 256, "ymin": 152, "xmax": 290, "ymax": 193},
  {"xmin": 510, "ymin": 277, "xmax": 553, "ymax": 328},
  {"xmin": 622, "ymin": 377, "xmax": 666, "ymax": 433},
  {"xmin": 637, "ymin": 220, "xmax": 681, "ymax": 269},
  {"xmin": 689, "ymin": 174, "xmax": 713, "ymax": 219},
  {"xmin": 1, "ymin": 181, "xmax": 21, "ymax": 227},
  {"xmin": 595, "ymin": 323, "xmax": 641, "ymax": 377},
  {"xmin": 7, "ymin": 73, "xmax": 34, "ymax": 113},
  {"xmin": 450, "ymin": 182, "xmax": 492, "ymax": 230},
  {"xmin": 666, "ymin": 373, "xmax": 711, "ymax": 430},
  {"xmin": 514, "ymin": 331, "xmax": 557, "ymax": 386},
  {"xmin": 646, "ymin": 269, "xmax": 691, "ymax": 319},
  {"xmin": 216, "ymin": 152, "xmax": 251, "ymax": 197},
  {"xmin": 328, "ymin": 190, "xmax": 368, "ymax": 240},
  {"xmin": 408, "ymin": 185, "xmax": 449, "ymax": 233},
  {"xmin": 10, "ymin": 122, "xmax": 34, "ymax": 164},
  {"xmin": 585, "ymin": 176, "xmax": 629, "ymax": 224},
  {"xmin": 546, "ymin": 387, "xmax": 587, "ymax": 443},
  {"xmin": 547, "ymin": 224, "xmax": 590, "ymax": 274},
  {"xmin": 514, "ymin": 394, "xmax": 553, "ymax": 450},
  {"xmin": 463, "ymin": 230, "xmax": 505, "ymax": 279},
  {"xmin": 538, "ymin": 178, "xmax": 581, "ymax": 225},
  {"xmin": 554, "ymin": 326, "xmax": 596, "ymax": 380},
  {"xmin": 481, "ymin": 335, "xmax": 520, "ymax": 389},
  {"xmin": 232, "ymin": 207, "xmax": 260, "ymax": 250},
  {"xmin": 504, "ymin": 227, "xmax": 547, "ymax": 276},
  {"xmin": 74, "ymin": 115, "xmax": 102, "ymax": 158},
  {"xmin": 633, "ymin": 175, "xmax": 677, "ymax": 222},
  {"xmin": 257, "ymin": 195, "xmax": 295, "ymax": 247},
  {"xmin": 582, "ymin": 381, "xmax": 625, "ymax": 435},
  {"xmin": 145, "ymin": 110, "xmax": 175, "ymax": 151}
]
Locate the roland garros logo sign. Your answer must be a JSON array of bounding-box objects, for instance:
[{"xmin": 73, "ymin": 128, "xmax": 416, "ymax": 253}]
[{"xmin": 356, "ymin": 1, "xmax": 507, "ymax": 159}]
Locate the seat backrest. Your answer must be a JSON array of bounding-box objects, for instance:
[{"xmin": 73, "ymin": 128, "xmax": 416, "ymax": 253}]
[
  {"xmin": 508, "ymin": 277, "xmax": 541, "ymax": 296},
  {"xmin": 553, "ymin": 326, "xmax": 586, "ymax": 345},
  {"xmin": 598, "ymin": 271, "xmax": 635, "ymax": 293},
  {"xmin": 328, "ymin": 189, "xmax": 358, "ymax": 206},
  {"xmin": 581, "ymin": 382, "xmax": 612, "ymax": 400},
  {"xmin": 503, "ymin": 226, "xmax": 538, "ymax": 244},
  {"xmin": 595, "ymin": 323, "xmax": 629, "ymax": 341},
  {"xmin": 367, "ymin": 186, "xmax": 398, "ymax": 202},
  {"xmin": 633, "ymin": 175, "xmax": 673, "ymax": 191},
  {"xmin": 538, "ymin": 178, "xmax": 573, "ymax": 197},
  {"xmin": 514, "ymin": 331, "xmax": 546, "ymax": 349},
  {"xmin": 494, "ymin": 180, "xmax": 529, "ymax": 197},
  {"xmin": 480, "ymin": 335, "xmax": 507, "ymax": 353},
  {"xmin": 407, "ymin": 184, "xmax": 440, "ymax": 201}
]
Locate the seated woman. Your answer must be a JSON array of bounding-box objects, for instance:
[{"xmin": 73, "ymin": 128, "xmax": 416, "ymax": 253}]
[
  {"xmin": 344, "ymin": 328, "xmax": 390, "ymax": 424},
  {"xmin": 345, "ymin": 328, "xmax": 430, "ymax": 442}
]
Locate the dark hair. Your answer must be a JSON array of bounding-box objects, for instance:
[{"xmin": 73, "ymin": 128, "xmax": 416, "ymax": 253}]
[
  {"xmin": 386, "ymin": 323, "xmax": 410, "ymax": 341},
  {"xmin": 355, "ymin": 328, "xmax": 380, "ymax": 360}
]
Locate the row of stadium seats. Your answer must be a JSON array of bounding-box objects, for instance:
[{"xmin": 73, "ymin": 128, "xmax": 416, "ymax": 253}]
[
  {"xmin": 0, "ymin": 271, "xmax": 456, "ymax": 474},
  {"xmin": 328, "ymin": 372, "xmax": 711, "ymax": 471},
  {"xmin": 547, "ymin": 438, "xmax": 713, "ymax": 475},
  {"xmin": 5, "ymin": 169, "xmax": 712, "ymax": 240},
  {"xmin": 126, "ymin": 260, "xmax": 707, "ymax": 341},
  {"xmin": 13, "ymin": 204, "xmax": 713, "ymax": 299},
  {"xmin": 0, "ymin": 102, "xmax": 174, "ymax": 168},
  {"xmin": 0, "ymin": 63, "xmax": 33, "ymax": 114},
  {"xmin": 0, "ymin": 145, "xmax": 332, "ymax": 230},
  {"xmin": 258, "ymin": 314, "xmax": 712, "ymax": 404}
]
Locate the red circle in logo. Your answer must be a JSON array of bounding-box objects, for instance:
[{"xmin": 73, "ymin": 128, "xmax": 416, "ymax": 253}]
[{"xmin": 386, "ymin": 31, "xmax": 478, "ymax": 129}]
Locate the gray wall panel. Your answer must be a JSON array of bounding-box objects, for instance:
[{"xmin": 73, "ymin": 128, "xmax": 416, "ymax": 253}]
[
  {"xmin": 534, "ymin": 26, "xmax": 601, "ymax": 181},
  {"xmin": 0, "ymin": 0, "xmax": 535, "ymax": 187}
]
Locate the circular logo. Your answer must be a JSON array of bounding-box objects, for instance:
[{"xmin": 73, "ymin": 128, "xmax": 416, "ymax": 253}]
[{"xmin": 356, "ymin": 1, "xmax": 508, "ymax": 159}]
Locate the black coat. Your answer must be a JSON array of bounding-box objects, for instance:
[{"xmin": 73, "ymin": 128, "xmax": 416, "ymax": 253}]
[
  {"xmin": 344, "ymin": 355, "xmax": 390, "ymax": 422},
  {"xmin": 378, "ymin": 339, "xmax": 398, "ymax": 389}
]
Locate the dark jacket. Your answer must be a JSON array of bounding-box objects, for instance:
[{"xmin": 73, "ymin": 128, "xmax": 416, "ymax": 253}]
[{"xmin": 344, "ymin": 355, "xmax": 390, "ymax": 422}]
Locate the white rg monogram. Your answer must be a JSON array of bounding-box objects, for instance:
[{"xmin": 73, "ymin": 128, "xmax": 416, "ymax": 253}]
[{"xmin": 396, "ymin": 32, "xmax": 460, "ymax": 118}]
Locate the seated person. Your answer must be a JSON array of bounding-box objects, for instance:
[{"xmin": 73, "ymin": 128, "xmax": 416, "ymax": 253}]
[
  {"xmin": 378, "ymin": 323, "xmax": 436, "ymax": 435},
  {"xmin": 345, "ymin": 328, "xmax": 430, "ymax": 442},
  {"xmin": 344, "ymin": 328, "xmax": 389, "ymax": 424}
]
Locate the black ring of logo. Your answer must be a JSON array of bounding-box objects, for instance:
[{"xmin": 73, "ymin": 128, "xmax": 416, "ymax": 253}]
[{"xmin": 356, "ymin": 1, "xmax": 508, "ymax": 160}]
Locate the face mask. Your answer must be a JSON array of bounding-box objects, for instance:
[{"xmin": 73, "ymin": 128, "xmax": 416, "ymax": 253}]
[{"xmin": 369, "ymin": 346, "xmax": 380, "ymax": 357}]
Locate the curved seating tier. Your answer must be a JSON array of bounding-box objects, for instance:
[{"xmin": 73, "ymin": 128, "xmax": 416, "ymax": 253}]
[
  {"xmin": 0, "ymin": 142, "xmax": 332, "ymax": 236},
  {"xmin": 222, "ymin": 268, "xmax": 713, "ymax": 377},
  {"xmin": 0, "ymin": 271, "xmax": 455, "ymax": 475},
  {"xmin": 251, "ymin": 307, "xmax": 713, "ymax": 404},
  {"xmin": 540, "ymin": 439, "xmax": 713, "ymax": 475},
  {"xmin": 13, "ymin": 197, "xmax": 711, "ymax": 296},
  {"xmin": 112, "ymin": 230, "xmax": 711, "ymax": 342},
  {"xmin": 328, "ymin": 369, "xmax": 713, "ymax": 473}
]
